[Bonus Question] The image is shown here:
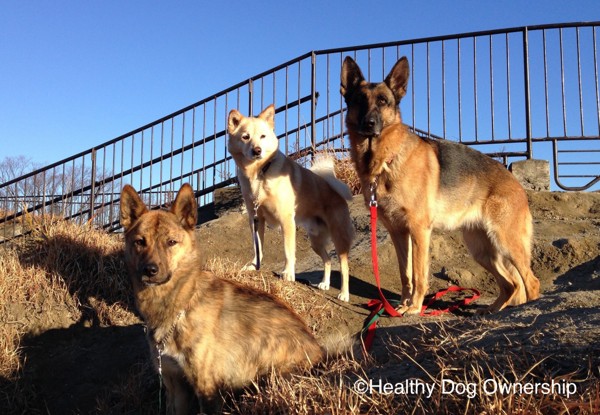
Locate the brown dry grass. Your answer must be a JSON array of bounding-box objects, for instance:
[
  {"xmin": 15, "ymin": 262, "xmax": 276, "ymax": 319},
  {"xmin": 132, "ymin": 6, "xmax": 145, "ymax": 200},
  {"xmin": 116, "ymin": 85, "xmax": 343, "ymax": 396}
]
[{"xmin": 0, "ymin": 220, "xmax": 598, "ymax": 414}]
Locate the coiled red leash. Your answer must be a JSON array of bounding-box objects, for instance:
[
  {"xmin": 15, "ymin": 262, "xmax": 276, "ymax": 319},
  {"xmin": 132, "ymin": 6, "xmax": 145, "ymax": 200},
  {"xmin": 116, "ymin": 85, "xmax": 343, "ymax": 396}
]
[{"xmin": 361, "ymin": 182, "xmax": 480, "ymax": 352}]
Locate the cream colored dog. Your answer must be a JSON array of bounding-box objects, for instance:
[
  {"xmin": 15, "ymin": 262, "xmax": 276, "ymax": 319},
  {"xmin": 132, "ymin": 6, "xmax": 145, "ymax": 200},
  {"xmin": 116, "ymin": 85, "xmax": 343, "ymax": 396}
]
[{"xmin": 227, "ymin": 105, "xmax": 354, "ymax": 302}]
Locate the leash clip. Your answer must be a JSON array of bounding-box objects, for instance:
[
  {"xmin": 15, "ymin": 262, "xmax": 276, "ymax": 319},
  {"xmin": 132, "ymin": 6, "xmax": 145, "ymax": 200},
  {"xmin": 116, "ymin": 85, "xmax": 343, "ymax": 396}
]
[{"xmin": 369, "ymin": 180, "xmax": 378, "ymax": 207}]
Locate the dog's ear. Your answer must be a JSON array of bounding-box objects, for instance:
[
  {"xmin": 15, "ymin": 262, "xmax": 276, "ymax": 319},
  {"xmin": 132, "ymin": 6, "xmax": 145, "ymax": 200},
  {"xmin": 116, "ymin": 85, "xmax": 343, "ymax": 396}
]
[
  {"xmin": 340, "ymin": 56, "xmax": 365, "ymax": 103},
  {"xmin": 384, "ymin": 57, "xmax": 410, "ymax": 102},
  {"xmin": 227, "ymin": 109, "xmax": 244, "ymax": 134},
  {"xmin": 258, "ymin": 104, "xmax": 275, "ymax": 129},
  {"xmin": 120, "ymin": 185, "xmax": 148, "ymax": 231},
  {"xmin": 170, "ymin": 183, "xmax": 198, "ymax": 230}
]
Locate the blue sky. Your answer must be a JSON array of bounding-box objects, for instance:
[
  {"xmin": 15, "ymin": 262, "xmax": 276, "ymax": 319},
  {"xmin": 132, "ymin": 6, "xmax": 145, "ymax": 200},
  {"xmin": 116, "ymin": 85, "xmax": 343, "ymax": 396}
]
[{"xmin": 1, "ymin": 0, "xmax": 598, "ymax": 168}]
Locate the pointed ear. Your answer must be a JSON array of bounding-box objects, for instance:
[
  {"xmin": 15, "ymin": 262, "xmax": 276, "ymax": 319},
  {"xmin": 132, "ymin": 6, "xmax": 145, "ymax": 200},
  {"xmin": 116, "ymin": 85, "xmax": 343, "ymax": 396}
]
[
  {"xmin": 120, "ymin": 185, "xmax": 148, "ymax": 231},
  {"xmin": 384, "ymin": 57, "xmax": 410, "ymax": 101},
  {"xmin": 258, "ymin": 104, "xmax": 275, "ymax": 129},
  {"xmin": 170, "ymin": 183, "xmax": 197, "ymax": 230},
  {"xmin": 340, "ymin": 56, "xmax": 365, "ymax": 103},
  {"xmin": 227, "ymin": 109, "xmax": 244, "ymax": 134}
]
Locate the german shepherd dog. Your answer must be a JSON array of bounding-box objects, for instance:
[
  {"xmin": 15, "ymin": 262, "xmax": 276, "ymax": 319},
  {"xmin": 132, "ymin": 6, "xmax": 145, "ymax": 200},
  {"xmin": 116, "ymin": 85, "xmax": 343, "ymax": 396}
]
[
  {"xmin": 340, "ymin": 56, "xmax": 540, "ymax": 314},
  {"xmin": 227, "ymin": 105, "xmax": 355, "ymax": 302},
  {"xmin": 120, "ymin": 184, "xmax": 323, "ymax": 414}
]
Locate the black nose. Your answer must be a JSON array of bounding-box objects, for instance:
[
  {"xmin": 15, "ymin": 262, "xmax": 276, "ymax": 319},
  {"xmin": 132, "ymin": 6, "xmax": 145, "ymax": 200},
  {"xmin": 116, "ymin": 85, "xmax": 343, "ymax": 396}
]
[
  {"xmin": 144, "ymin": 263, "xmax": 159, "ymax": 276},
  {"xmin": 366, "ymin": 118, "xmax": 376, "ymax": 128},
  {"xmin": 252, "ymin": 147, "xmax": 262, "ymax": 156}
]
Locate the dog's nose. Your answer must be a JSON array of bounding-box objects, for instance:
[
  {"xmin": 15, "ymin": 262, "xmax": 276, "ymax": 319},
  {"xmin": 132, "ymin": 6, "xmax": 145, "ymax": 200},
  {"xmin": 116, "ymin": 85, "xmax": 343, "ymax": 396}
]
[
  {"xmin": 144, "ymin": 263, "xmax": 159, "ymax": 276},
  {"xmin": 366, "ymin": 118, "xmax": 376, "ymax": 128},
  {"xmin": 252, "ymin": 147, "xmax": 262, "ymax": 156}
]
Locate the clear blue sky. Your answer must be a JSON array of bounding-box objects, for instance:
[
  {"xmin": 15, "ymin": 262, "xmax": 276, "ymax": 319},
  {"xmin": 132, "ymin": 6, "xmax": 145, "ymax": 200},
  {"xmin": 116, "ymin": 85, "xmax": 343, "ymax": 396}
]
[{"xmin": 1, "ymin": 0, "xmax": 598, "ymax": 168}]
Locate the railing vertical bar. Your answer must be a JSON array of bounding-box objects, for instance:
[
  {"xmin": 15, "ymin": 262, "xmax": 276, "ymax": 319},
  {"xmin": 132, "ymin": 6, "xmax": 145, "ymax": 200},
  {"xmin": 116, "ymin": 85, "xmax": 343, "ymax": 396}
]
[
  {"xmin": 560, "ymin": 28, "xmax": 568, "ymax": 137},
  {"xmin": 442, "ymin": 40, "xmax": 446, "ymax": 139},
  {"xmin": 311, "ymin": 51, "xmax": 317, "ymax": 157},
  {"xmin": 139, "ymin": 131, "xmax": 144, "ymax": 196},
  {"xmin": 411, "ymin": 44, "xmax": 415, "ymax": 128},
  {"xmin": 523, "ymin": 27, "xmax": 533, "ymax": 158},
  {"xmin": 169, "ymin": 117, "xmax": 175, "ymax": 198},
  {"xmin": 506, "ymin": 33, "xmax": 513, "ymax": 140},
  {"xmin": 427, "ymin": 41, "xmax": 431, "ymax": 136},
  {"xmin": 110, "ymin": 142, "xmax": 116, "ymax": 226},
  {"xmin": 285, "ymin": 66, "xmax": 289, "ymax": 153},
  {"xmin": 159, "ymin": 122, "xmax": 165, "ymax": 207},
  {"xmin": 458, "ymin": 38, "xmax": 462, "ymax": 139},
  {"xmin": 181, "ymin": 112, "xmax": 186, "ymax": 190},
  {"xmin": 474, "ymin": 36, "xmax": 479, "ymax": 142},
  {"xmin": 594, "ymin": 26, "xmax": 600, "ymax": 134},
  {"xmin": 543, "ymin": 29, "xmax": 550, "ymax": 138},
  {"xmin": 576, "ymin": 27, "xmax": 585, "ymax": 135},
  {"xmin": 213, "ymin": 99, "xmax": 217, "ymax": 191},
  {"xmin": 490, "ymin": 35, "xmax": 495, "ymax": 141}
]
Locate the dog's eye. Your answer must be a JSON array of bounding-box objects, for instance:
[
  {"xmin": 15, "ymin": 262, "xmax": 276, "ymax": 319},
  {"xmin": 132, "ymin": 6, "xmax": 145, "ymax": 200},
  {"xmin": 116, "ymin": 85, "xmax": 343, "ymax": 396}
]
[
  {"xmin": 133, "ymin": 238, "xmax": 145, "ymax": 247},
  {"xmin": 260, "ymin": 134, "xmax": 266, "ymax": 140},
  {"xmin": 377, "ymin": 96, "xmax": 388, "ymax": 105},
  {"xmin": 167, "ymin": 239, "xmax": 178, "ymax": 247},
  {"xmin": 241, "ymin": 133, "xmax": 250, "ymax": 141}
]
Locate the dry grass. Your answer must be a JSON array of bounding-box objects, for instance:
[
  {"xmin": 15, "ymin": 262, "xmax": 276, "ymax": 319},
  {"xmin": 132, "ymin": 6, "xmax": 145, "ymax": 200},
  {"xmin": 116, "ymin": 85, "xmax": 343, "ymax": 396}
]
[{"xmin": 0, "ymin": 221, "xmax": 598, "ymax": 414}]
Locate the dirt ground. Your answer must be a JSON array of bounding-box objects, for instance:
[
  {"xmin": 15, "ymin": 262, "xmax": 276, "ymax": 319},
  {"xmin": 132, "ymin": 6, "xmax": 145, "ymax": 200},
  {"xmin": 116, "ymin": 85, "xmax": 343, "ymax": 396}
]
[
  {"xmin": 2, "ymin": 189, "xmax": 599, "ymax": 413},
  {"xmin": 204, "ymin": 190, "xmax": 600, "ymax": 358}
]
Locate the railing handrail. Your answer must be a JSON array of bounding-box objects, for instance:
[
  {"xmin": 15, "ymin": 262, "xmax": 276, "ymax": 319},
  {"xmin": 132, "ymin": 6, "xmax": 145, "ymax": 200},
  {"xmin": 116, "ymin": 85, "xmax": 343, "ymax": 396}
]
[{"xmin": 4, "ymin": 21, "xmax": 597, "ymax": 191}]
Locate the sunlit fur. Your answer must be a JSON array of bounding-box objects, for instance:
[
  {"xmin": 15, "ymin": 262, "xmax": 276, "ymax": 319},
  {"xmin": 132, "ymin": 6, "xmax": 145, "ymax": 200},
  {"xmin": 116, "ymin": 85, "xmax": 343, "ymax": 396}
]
[
  {"xmin": 341, "ymin": 56, "xmax": 540, "ymax": 314},
  {"xmin": 120, "ymin": 184, "xmax": 323, "ymax": 414},
  {"xmin": 227, "ymin": 105, "xmax": 354, "ymax": 302}
]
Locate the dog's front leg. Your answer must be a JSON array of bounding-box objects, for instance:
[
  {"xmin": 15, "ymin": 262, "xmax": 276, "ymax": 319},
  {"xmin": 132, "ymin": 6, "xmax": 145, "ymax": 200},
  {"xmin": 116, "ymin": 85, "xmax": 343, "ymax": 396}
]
[
  {"xmin": 389, "ymin": 229, "xmax": 413, "ymax": 311},
  {"xmin": 242, "ymin": 210, "xmax": 265, "ymax": 271},
  {"xmin": 406, "ymin": 226, "xmax": 432, "ymax": 315},
  {"xmin": 162, "ymin": 370, "xmax": 196, "ymax": 415},
  {"xmin": 280, "ymin": 214, "xmax": 296, "ymax": 281}
]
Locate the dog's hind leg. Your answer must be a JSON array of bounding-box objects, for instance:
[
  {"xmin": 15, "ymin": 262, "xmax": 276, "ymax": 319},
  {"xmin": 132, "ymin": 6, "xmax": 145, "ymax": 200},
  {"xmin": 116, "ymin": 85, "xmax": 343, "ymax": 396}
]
[
  {"xmin": 494, "ymin": 218, "xmax": 540, "ymax": 305},
  {"xmin": 329, "ymin": 218, "xmax": 353, "ymax": 303},
  {"xmin": 309, "ymin": 228, "xmax": 333, "ymax": 292},
  {"xmin": 463, "ymin": 228, "xmax": 518, "ymax": 313}
]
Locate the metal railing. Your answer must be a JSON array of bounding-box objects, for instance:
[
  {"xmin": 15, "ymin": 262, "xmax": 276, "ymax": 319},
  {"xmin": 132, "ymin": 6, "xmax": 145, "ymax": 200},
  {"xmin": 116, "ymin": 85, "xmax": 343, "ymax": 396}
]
[{"xmin": 1, "ymin": 22, "xmax": 599, "ymax": 241}]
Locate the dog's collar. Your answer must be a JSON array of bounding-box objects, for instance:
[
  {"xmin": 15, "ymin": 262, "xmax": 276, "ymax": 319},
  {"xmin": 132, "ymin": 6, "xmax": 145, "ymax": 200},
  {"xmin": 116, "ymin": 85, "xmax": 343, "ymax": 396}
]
[
  {"xmin": 260, "ymin": 160, "xmax": 273, "ymax": 176},
  {"xmin": 149, "ymin": 290, "xmax": 199, "ymax": 351}
]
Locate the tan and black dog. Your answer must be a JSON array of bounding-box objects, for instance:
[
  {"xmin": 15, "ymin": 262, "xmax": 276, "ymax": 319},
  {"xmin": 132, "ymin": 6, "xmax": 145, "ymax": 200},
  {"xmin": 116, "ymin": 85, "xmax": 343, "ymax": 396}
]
[
  {"xmin": 340, "ymin": 56, "xmax": 540, "ymax": 314},
  {"xmin": 120, "ymin": 184, "xmax": 324, "ymax": 414}
]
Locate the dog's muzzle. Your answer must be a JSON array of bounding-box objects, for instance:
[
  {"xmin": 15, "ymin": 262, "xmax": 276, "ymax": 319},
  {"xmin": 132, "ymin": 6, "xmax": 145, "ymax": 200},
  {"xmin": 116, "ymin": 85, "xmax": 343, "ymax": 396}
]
[
  {"xmin": 359, "ymin": 112, "xmax": 383, "ymax": 137},
  {"xmin": 139, "ymin": 263, "xmax": 171, "ymax": 286}
]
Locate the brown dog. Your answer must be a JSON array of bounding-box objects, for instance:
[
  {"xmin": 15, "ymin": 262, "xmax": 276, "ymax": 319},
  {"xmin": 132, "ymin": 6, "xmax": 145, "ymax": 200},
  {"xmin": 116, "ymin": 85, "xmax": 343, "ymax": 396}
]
[
  {"xmin": 120, "ymin": 184, "xmax": 323, "ymax": 414},
  {"xmin": 340, "ymin": 56, "xmax": 540, "ymax": 314}
]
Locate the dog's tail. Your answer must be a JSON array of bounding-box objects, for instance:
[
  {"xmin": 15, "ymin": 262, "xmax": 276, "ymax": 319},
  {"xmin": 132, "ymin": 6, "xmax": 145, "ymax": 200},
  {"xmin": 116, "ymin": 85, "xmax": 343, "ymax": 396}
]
[
  {"xmin": 310, "ymin": 155, "xmax": 353, "ymax": 201},
  {"xmin": 320, "ymin": 330, "xmax": 365, "ymax": 361}
]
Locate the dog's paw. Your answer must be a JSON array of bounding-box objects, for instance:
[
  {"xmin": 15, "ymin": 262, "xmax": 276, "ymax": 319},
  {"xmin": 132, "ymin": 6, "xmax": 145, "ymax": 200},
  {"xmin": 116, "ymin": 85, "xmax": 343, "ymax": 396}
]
[
  {"xmin": 317, "ymin": 282, "xmax": 330, "ymax": 291},
  {"xmin": 241, "ymin": 263, "xmax": 258, "ymax": 271},
  {"xmin": 395, "ymin": 304, "xmax": 420, "ymax": 315},
  {"xmin": 337, "ymin": 292, "xmax": 350, "ymax": 302},
  {"xmin": 281, "ymin": 271, "xmax": 295, "ymax": 282},
  {"xmin": 403, "ymin": 305, "xmax": 422, "ymax": 315}
]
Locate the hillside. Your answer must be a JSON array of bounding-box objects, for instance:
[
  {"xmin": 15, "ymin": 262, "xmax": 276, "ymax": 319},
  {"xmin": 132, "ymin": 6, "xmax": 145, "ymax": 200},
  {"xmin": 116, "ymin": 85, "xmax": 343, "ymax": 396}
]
[{"xmin": 0, "ymin": 190, "xmax": 599, "ymax": 414}]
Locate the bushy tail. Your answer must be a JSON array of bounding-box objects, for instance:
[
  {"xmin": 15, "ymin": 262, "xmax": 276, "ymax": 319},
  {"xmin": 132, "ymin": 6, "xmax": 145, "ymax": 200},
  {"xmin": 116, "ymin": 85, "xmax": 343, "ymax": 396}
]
[
  {"xmin": 320, "ymin": 331, "xmax": 365, "ymax": 361},
  {"xmin": 310, "ymin": 155, "xmax": 353, "ymax": 201}
]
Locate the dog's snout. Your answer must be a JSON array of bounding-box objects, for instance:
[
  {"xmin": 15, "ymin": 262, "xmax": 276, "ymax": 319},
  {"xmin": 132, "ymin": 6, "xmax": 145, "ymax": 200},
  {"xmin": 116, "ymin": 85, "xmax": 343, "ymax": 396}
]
[
  {"xmin": 361, "ymin": 111, "xmax": 382, "ymax": 136},
  {"xmin": 144, "ymin": 263, "xmax": 159, "ymax": 276},
  {"xmin": 252, "ymin": 147, "xmax": 262, "ymax": 157}
]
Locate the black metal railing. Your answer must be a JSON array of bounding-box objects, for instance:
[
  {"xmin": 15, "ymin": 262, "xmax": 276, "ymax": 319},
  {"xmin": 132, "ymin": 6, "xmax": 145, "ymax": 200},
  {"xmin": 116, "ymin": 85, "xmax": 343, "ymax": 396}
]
[{"xmin": 1, "ymin": 22, "xmax": 599, "ymax": 242}]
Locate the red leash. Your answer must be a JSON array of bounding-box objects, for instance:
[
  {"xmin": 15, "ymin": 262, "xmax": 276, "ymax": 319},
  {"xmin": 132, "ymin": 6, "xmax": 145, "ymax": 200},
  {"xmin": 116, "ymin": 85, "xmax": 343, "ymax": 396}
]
[{"xmin": 361, "ymin": 183, "xmax": 480, "ymax": 352}]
